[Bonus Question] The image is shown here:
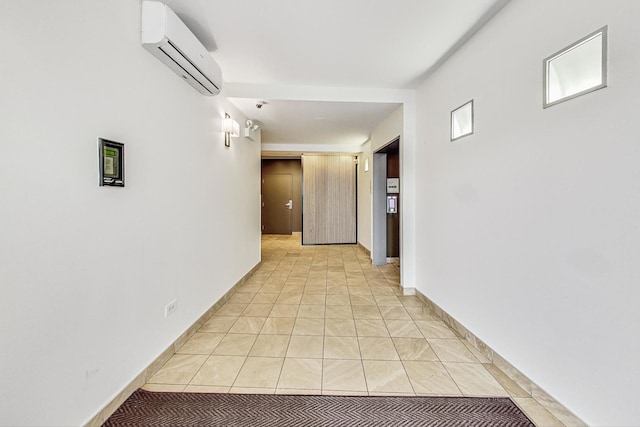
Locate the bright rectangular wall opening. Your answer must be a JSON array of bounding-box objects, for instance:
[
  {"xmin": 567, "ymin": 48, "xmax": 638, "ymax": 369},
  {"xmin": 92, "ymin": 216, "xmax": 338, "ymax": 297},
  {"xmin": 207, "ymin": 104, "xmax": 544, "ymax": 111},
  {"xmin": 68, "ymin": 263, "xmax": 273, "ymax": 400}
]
[
  {"xmin": 451, "ymin": 100, "xmax": 474, "ymax": 141},
  {"xmin": 544, "ymin": 26, "xmax": 608, "ymax": 108}
]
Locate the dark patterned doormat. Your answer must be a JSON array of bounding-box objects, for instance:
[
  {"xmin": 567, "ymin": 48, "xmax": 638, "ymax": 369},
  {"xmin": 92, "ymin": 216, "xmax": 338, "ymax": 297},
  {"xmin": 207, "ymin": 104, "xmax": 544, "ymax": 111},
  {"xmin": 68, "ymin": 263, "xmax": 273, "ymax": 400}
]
[{"xmin": 104, "ymin": 390, "xmax": 534, "ymax": 426}]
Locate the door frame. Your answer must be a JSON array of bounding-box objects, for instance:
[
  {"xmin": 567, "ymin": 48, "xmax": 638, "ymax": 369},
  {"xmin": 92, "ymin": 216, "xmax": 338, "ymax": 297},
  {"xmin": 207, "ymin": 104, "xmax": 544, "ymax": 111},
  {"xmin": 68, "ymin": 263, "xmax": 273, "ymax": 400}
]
[{"xmin": 372, "ymin": 137, "xmax": 400, "ymax": 266}]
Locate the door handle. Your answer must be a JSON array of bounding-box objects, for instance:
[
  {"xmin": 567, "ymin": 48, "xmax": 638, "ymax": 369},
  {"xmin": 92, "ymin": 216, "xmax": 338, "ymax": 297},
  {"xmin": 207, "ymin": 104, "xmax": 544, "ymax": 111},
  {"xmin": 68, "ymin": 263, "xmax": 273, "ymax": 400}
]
[{"xmin": 284, "ymin": 200, "xmax": 292, "ymax": 209}]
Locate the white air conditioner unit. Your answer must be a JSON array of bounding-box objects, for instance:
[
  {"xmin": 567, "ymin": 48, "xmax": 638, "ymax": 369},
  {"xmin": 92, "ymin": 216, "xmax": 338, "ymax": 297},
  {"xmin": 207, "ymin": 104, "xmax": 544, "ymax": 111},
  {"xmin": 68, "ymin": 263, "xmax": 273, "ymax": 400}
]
[{"xmin": 141, "ymin": 1, "xmax": 222, "ymax": 96}]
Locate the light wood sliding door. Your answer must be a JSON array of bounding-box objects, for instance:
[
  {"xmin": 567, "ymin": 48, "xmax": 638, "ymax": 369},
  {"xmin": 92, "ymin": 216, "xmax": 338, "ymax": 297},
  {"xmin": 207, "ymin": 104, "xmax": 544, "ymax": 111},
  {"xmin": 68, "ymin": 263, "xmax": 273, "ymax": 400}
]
[{"xmin": 302, "ymin": 155, "xmax": 357, "ymax": 244}]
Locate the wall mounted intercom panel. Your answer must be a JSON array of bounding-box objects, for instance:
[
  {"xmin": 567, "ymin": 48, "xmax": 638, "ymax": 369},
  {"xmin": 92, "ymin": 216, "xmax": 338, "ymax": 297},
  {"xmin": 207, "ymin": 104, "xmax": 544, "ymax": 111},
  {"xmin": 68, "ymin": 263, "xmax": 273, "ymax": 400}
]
[{"xmin": 387, "ymin": 195, "xmax": 398, "ymax": 214}]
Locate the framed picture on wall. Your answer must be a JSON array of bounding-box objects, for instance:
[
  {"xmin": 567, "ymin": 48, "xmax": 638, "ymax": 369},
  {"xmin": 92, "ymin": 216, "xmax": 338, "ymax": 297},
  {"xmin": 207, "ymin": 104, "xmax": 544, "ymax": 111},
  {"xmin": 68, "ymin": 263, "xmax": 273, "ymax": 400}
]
[{"xmin": 98, "ymin": 138, "xmax": 125, "ymax": 187}]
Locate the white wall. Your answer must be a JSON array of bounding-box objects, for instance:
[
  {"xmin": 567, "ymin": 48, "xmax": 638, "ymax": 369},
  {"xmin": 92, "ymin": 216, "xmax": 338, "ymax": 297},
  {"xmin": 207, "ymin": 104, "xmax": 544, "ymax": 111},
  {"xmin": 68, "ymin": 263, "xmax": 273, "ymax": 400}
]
[
  {"xmin": 357, "ymin": 140, "xmax": 372, "ymax": 251},
  {"xmin": 414, "ymin": 1, "xmax": 640, "ymax": 425},
  {"xmin": 0, "ymin": 1, "xmax": 261, "ymax": 425},
  {"xmin": 370, "ymin": 106, "xmax": 403, "ymax": 153}
]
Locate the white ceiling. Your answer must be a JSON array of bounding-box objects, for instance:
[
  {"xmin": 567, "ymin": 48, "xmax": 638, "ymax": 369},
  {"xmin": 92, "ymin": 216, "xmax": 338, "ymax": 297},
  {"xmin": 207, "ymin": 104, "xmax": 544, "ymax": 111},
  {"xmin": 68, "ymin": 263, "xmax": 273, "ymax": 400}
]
[
  {"xmin": 228, "ymin": 99, "xmax": 400, "ymax": 146},
  {"xmin": 158, "ymin": 0, "xmax": 510, "ymax": 150}
]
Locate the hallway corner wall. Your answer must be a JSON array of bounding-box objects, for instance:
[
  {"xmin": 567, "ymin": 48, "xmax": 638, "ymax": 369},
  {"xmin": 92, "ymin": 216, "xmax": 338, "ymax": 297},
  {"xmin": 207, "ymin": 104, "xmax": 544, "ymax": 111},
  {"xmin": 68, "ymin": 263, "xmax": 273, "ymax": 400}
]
[
  {"xmin": 0, "ymin": 1, "xmax": 260, "ymax": 425},
  {"xmin": 357, "ymin": 140, "xmax": 372, "ymax": 252},
  {"xmin": 358, "ymin": 107, "xmax": 403, "ymax": 256},
  {"xmin": 358, "ymin": 105, "xmax": 402, "ymax": 268}
]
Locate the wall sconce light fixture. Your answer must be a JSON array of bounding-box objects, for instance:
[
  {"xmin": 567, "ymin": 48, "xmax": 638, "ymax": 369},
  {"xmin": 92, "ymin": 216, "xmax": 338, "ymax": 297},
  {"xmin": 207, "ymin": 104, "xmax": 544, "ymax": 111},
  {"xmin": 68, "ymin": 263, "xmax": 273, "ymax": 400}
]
[{"xmin": 223, "ymin": 113, "xmax": 240, "ymax": 147}]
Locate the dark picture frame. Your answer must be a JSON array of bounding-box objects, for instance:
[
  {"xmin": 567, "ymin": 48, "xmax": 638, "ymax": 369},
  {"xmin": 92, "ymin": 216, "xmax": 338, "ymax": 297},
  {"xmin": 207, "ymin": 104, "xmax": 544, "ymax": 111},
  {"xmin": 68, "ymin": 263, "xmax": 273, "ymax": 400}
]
[{"xmin": 98, "ymin": 138, "xmax": 125, "ymax": 187}]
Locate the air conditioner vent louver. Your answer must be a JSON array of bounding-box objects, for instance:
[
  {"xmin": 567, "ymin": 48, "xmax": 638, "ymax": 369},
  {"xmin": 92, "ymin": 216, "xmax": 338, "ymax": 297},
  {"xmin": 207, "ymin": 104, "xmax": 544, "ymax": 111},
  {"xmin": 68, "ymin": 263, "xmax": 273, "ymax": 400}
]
[{"xmin": 141, "ymin": 1, "xmax": 222, "ymax": 96}]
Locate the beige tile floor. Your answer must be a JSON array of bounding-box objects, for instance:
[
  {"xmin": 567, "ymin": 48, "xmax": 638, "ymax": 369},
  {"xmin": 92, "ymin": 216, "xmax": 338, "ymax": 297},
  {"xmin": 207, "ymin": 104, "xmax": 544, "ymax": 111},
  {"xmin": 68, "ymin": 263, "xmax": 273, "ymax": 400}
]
[{"xmin": 144, "ymin": 234, "xmax": 565, "ymax": 426}]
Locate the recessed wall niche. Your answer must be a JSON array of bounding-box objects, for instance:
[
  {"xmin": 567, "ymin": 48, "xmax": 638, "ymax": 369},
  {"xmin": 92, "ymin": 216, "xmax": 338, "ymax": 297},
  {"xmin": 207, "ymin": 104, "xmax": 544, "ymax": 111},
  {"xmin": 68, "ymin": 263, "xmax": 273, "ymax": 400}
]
[
  {"xmin": 450, "ymin": 100, "xmax": 474, "ymax": 141},
  {"xmin": 543, "ymin": 26, "xmax": 608, "ymax": 108}
]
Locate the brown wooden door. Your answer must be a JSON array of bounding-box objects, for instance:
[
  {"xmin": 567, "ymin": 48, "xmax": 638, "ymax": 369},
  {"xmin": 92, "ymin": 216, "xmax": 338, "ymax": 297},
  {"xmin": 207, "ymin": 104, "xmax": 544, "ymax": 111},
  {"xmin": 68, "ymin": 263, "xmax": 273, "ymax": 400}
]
[{"xmin": 262, "ymin": 173, "xmax": 292, "ymax": 235}]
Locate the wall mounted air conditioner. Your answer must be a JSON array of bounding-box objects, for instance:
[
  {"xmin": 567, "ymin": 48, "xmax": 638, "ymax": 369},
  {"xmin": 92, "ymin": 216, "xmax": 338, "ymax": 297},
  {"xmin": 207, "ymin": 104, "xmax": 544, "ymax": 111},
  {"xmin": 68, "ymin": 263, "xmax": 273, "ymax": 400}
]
[{"xmin": 141, "ymin": 1, "xmax": 222, "ymax": 96}]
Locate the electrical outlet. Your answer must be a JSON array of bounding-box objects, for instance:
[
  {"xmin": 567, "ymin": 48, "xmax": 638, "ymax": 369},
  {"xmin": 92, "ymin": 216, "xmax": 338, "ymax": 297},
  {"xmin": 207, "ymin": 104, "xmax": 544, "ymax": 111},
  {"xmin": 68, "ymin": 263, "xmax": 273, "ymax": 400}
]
[{"xmin": 164, "ymin": 299, "xmax": 177, "ymax": 318}]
